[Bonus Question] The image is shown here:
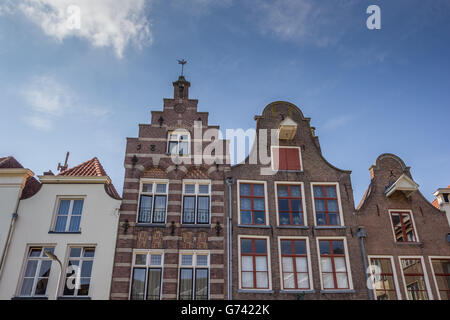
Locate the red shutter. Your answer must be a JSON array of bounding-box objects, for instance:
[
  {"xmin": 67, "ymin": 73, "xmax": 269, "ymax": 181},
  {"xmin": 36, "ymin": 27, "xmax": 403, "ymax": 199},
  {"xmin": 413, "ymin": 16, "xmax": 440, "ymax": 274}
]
[{"xmin": 285, "ymin": 148, "xmax": 301, "ymax": 170}]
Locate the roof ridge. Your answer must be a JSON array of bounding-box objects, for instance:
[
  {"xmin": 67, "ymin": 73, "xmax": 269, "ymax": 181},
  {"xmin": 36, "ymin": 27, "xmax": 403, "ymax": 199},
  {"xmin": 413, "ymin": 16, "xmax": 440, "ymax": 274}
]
[{"xmin": 57, "ymin": 157, "xmax": 105, "ymax": 177}]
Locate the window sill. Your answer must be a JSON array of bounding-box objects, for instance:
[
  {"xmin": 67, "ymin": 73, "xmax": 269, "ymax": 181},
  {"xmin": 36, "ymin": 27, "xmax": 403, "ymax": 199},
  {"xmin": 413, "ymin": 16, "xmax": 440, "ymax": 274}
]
[
  {"xmin": 57, "ymin": 296, "xmax": 92, "ymax": 300},
  {"xmin": 276, "ymin": 225, "xmax": 309, "ymax": 229},
  {"xmin": 280, "ymin": 289, "xmax": 315, "ymax": 294},
  {"xmin": 48, "ymin": 231, "xmax": 81, "ymax": 234},
  {"xmin": 11, "ymin": 296, "xmax": 48, "ymax": 300},
  {"xmin": 320, "ymin": 289, "xmax": 355, "ymax": 294},
  {"xmin": 237, "ymin": 224, "xmax": 271, "ymax": 229},
  {"xmin": 181, "ymin": 224, "xmax": 211, "ymax": 228},
  {"xmin": 238, "ymin": 289, "xmax": 274, "ymax": 294},
  {"xmin": 314, "ymin": 226, "xmax": 346, "ymax": 230},
  {"xmin": 135, "ymin": 223, "xmax": 166, "ymax": 228},
  {"xmin": 394, "ymin": 241, "xmax": 424, "ymax": 246}
]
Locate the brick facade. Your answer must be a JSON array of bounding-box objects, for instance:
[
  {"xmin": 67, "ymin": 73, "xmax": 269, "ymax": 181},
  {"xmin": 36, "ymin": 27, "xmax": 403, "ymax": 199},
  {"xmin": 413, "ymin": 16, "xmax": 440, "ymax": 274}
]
[
  {"xmin": 110, "ymin": 76, "xmax": 229, "ymax": 300},
  {"xmin": 356, "ymin": 153, "xmax": 450, "ymax": 300}
]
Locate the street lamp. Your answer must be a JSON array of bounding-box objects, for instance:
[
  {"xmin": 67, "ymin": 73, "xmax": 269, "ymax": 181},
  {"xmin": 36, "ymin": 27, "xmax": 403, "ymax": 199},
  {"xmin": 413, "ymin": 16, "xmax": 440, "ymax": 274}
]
[{"xmin": 45, "ymin": 251, "xmax": 63, "ymax": 300}]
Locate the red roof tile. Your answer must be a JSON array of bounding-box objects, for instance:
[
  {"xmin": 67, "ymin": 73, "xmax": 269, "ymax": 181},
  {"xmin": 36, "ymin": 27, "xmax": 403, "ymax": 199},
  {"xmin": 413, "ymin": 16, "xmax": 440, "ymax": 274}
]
[
  {"xmin": 432, "ymin": 198, "xmax": 440, "ymax": 210},
  {"xmin": 57, "ymin": 157, "xmax": 121, "ymax": 199}
]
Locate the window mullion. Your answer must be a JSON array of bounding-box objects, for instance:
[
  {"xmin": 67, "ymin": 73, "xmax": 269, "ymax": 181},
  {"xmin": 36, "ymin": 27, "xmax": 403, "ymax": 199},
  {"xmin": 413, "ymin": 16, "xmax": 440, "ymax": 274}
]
[{"xmin": 66, "ymin": 200, "xmax": 74, "ymax": 231}]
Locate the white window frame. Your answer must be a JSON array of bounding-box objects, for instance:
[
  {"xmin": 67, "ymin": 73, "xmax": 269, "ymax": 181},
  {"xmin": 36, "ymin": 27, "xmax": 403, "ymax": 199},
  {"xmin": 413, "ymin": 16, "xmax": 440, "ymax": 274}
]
[
  {"xmin": 137, "ymin": 179, "xmax": 169, "ymax": 224},
  {"xmin": 388, "ymin": 209, "xmax": 420, "ymax": 243},
  {"xmin": 368, "ymin": 255, "xmax": 402, "ymax": 300},
  {"xmin": 277, "ymin": 236, "xmax": 313, "ymax": 291},
  {"xmin": 428, "ymin": 255, "xmax": 450, "ymax": 300},
  {"xmin": 237, "ymin": 180, "xmax": 269, "ymax": 226},
  {"xmin": 181, "ymin": 179, "xmax": 211, "ymax": 225},
  {"xmin": 129, "ymin": 249, "xmax": 164, "ymax": 300},
  {"xmin": 167, "ymin": 130, "xmax": 191, "ymax": 156},
  {"xmin": 316, "ymin": 236, "xmax": 354, "ymax": 291},
  {"xmin": 237, "ymin": 235, "xmax": 272, "ymax": 291},
  {"xmin": 398, "ymin": 256, "xmax": 433, "ymax": 300},
  {"xmin": 177, "ymin": 250, "xmax": 210, "ymax": 300},
  {"xmin": 51, "ymin": 197, "xmax": 86, "ymax": 232},
  {"xmin": 61, "ymin": 245, "xmax": 96, "ymax": 298},
  {"xmin": 274, "ymin": 181, "xmax": 308, "ymax": 226},
  {"xmin": 310, "ymin": 182, "xmax": 345, "ymax": 227},
  {"xmin": 270, "ymin": 146, "xmax": 303, "ymax": 172},
  {"xmin": 16, "ymin": 245, "xmax": 55, "ymax": 298}
]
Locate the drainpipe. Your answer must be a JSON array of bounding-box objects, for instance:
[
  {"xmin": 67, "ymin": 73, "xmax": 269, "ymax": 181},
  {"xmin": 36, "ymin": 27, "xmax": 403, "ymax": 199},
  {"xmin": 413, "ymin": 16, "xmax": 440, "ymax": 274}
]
[
  {"xmin": 0, "ymin": 206, "xmax": 21, "ymax": 280},
  {"xmin": 225, "ymin": 177, "xmax": 233, "ymax": 300},
  {"xmin": 356, "ymin": 226, "xmax": 373, "ymax": 300}
]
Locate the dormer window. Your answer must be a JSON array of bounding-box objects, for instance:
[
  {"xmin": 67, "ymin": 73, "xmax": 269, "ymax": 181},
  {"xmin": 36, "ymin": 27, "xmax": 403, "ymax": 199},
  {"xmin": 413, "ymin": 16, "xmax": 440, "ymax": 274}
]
[{"xmin": 168, "ymin": 131, "xmax": 190, "ymax": 156}]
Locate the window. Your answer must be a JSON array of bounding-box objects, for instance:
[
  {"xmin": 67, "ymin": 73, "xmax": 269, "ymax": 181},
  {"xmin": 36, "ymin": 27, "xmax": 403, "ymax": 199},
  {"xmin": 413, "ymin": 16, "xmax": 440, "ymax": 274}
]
[
  {"xmin": 430, "ymin": 258, "xmax": 450, "ymax": 300},
  {"xmin": 138, "ymin": 181, "xmax": 168, "ymax": 224},
  {"xmin": 62, "ymin": 247, "xmax": 95, "ymax": 297},
  {"xmin": 369, "ymin": 257, "xmax": 398, "ymax": 300},
  {"xmin": 54, "ymin": 199, "xmax": 84, "ymax": 232},
  {"xmin": 239, "ymin": 182, "xmax": 266, "ymax": 225},
  {"xmin": 19, "ymin": 247, "xmax": 54, "ymax": 297},
  {"xmin": 276, "ymin": 184, "xmax": 304, "ymax": 226},
  {"xmin": 400, "ymin": 258, "xmax": 429, "ymax": 300},
  {"xmin": 130, "ymin": 251, "xmax": 163, "ymax": 300},
  {"xmin": 168, "ymin": 131, "xmax": 190, "ymax": 156},
  {"xmin": 318, "ymin": 239, "xmax": 350, "ymax": 290},
  {"xmin": 179, "ymin": 252, "xmax": 209, "ymax": 300},
  {"xmin": 279, "ymin": 239, "xmax": 310, "ymax": 290},
  {"xmin": 271, "ymin": 147, "xmax": 302, "ymax": 171},
  {"xmin": 240, "ymin": 238, "xmax": 270, "ymax": 289},
  {"xmin": 182, "ymin": 181, "xmax": 211, "ymax": 224},
  {"xmin": 313, "ymin": 184, "xmax": 341, "ymax": 226},
  {"xmin": 390, "ymin": 211, "xmax": 417, "ymax": 242}
]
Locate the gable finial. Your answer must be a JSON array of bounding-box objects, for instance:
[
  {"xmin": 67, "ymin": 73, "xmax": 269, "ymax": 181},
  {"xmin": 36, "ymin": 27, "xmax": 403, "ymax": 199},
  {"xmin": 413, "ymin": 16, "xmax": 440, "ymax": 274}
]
[{"xmin": 57, "ymin": 151, "xmax": 70, "ymax": 173}]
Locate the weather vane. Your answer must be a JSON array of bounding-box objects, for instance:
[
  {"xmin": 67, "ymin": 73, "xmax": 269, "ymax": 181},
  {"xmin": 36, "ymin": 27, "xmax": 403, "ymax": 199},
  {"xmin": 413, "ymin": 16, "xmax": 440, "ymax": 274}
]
[{"xmin": 177, "ymin": 59, "xmax": 187, "ymax": 76}]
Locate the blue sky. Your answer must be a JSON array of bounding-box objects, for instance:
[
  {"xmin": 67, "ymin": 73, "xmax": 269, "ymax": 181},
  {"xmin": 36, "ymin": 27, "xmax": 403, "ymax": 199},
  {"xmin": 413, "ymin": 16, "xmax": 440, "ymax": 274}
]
[{"xmin": 0, "ymin": 0, "xmax": 449, "ymax": 204}]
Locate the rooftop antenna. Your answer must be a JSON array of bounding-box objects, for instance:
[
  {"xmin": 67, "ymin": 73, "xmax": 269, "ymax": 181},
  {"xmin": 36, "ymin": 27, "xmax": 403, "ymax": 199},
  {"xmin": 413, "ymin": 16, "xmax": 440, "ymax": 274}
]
[
  {"xmin": 177, "ymin": 59, "xmax": 187, "ymax": 76},
  {"xmin": 57, "ymin": 152, "xmax": 70, "ymax": 173}
]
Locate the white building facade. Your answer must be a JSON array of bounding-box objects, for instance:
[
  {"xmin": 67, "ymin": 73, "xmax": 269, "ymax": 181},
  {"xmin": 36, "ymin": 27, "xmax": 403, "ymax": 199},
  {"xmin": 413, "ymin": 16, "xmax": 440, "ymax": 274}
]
[{"xmin": 0, "ymin": 158, "xmax": 121, "ymax": 300}]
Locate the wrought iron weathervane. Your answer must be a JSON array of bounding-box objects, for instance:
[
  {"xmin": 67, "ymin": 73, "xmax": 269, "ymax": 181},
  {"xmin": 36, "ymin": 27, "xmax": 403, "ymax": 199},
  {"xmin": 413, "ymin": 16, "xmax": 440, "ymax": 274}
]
[{"xmin": 177, "ymin": 59, "xmax": 187, "ymax": 76}]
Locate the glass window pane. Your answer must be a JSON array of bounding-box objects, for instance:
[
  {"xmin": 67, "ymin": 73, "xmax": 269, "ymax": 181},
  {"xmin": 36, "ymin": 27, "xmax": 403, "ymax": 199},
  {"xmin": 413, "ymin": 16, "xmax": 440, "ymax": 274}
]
[
  {"xmin": 292, "ymin": 212, "xmax": 303, "ymax": 225},
  {"xmin": 291, "ymin": 199, "xmax": 302, "ymax": 212},
  {"xmin": 70, "ymin": 247, "xmax": 82, "ymax": 258},
  {"xmin": 150, "ymin": 254, "xmax": 162, "ymax": 266},
  {"xmin": 199, "ymin": 185, "xmax": 209, "ymax": 194},
  {"xmin": 282, "ymin": 257, "xmax": 294, "ymax": 272},
  {"xmin": 297, "ymin": 273, "xmax": 309, "ymax": 289},
  {"xmin": 69, "ymin": 215, "xmax": 81, "ymax": 232},
  {"xmin": 279, "ymin": 212, "xmax": 290, "ymax": 225},
  {"xmin": 83, "ymin": 248, "xmax": 95, "ymax": 258},
  {"xmin": 294, "ymin": 240, "xmax": 306, "ymax": 255},
  {"xmin": 295, "ymin": 257, "xmax": 308, "ymax": 273},
  {"xmin": 253, "ymin": 199, "xmax": 264, "ymax": 210},
  {"xmin": 147, "ymin": 269, "xmax": 161, "ymax": 300},
  {"xmin": 323, "ymin": 273, "xmax": 334, "ymax": 289},
  {"xmin": 168, "ymin": 141, "xmax": 178, "ymax": 154},
  {"xmin": 155, "ymin": 184, "xmax": 166, "ymax": 193},
  {"xmin": 327, "ymin": 200, "xmax": 338, "ymax": 212},
  {"xmin": 255, "ymin": 256, "xmax": 267, "ymax": 271},
  {"xmin": 328, "ymin": 213, "xmax": 340, "ymax": 226},
  {"xmin": 240, "ymin": 184, "xmax": 251, "ymax": 196},
  {"xmin": 334, "ymin": 257, "xmax": 346, "ymax": 272},
  {"xmin": 29, "ymin": 248, "xmax": 42, "ymax": 257},
  {"xmin": 254, "ymin": 211, "xmax": 265, "ymax": 225},
  {"xmin": 277, "ymin": 185, "xmax": 288, "ymax": 197},
  {"xmin": 142, "ymin": 183, "xmax": 153, "ymax": 193},
  {"xmin": 80, "ymin": 260, "xmax": 93, "ymax": 277},
  {"xmin": 313, "ymin": 186, "xmax": 324, "ymax": 197},
  {"xmin": 326, "ymin": 186, "xmax": 337, "ymax": 197},
  {"xmin": 131, "ymin": 268, "xmax": 146, "ymax": 300},
  {"xmin": 20, "ymin": 278, "xmax": 34, "ymax": 296},
  {"xmin": 284, "ymin": 273, "xmax": 295, "ymax": 288},
  {"xmin": 240, "ymin": 211, "xmax": 252, "ymax": 225},
  {"xmin": 278, "ymin": 199, "xmax": 289, "ymax": 211},
  {"xmin": 181, "ymin": 255, "xmax": 193, "ymax": 266},
  {"xmin": 55, "ymin": 216, "xmax": 67, "ymax": 232},
  {"xmin": 183, "ymin": 196, "xmax": 195, "ymax": 223},
  {"xmin": 240, "ymin": 198, "xmax": 252, "ymax": 210},
  {"xmin": 39, "ymin": 260, "xmax": 52, "ymax": 277},
  {"xmin": 197, "ymin": 255, "xmax": 208, "ymax": 266},
  {"xmin": 34, "ymin": 278, "xmax": 48, "ymax": 295},
  {"xmin": 72, "ymin": 200, "xmax": 84, "ymax": 215},
  {"xmin": 195, "ymin": 269, "xmax": 208, "ymax": 300},
  {"xmin": 321, "ymin": 257, "xmax": 332, "ymax": 272},
  {"xmin": 253, "ymin": 184, "xmax": 264, "ymax": 196},
  {"xmin": 153, "ymin": 195, "xmax": 166, "ymax": 223},
  {"xmin": 58, "ymin": 200, "xmax": 70, "ymax": 215},
  {"xmin": 336, "ymin": 273, "xmax": 348, "ymax": 288},
  {"xmin": 242, "ymin": 256, "xmax": 253, "ymax": 271},
  {"xmin": 185, "ymin": 184, "xmax": 195, "ymax": 194},
  {"xmin": 242, "ymin": 272, "xmax": 253, "ymax": 288},
  {"xmin": 135, "ymin": 254, "xmax": 147, "ymax": 265},
  {"xmin": 179, "ymin": 269, "xmax": 193, "ymax": 299},
  {"xmin": 332, "ymin": 241, "xmax": 344, "ymax": 254},
  {"xmin": 254, "ymin": 240, "xmax": 267, "ymax": 253},
  {"xmin": 138, "ymin": 195, "xmax": 153, "ymax": 223},
  {"xmin": 315, "ymin": 199, "xmax": 325, "ymax": 212},
  {"xmin": 290, "ymin": 186, "xmax": 301, "ymax": 197},
  {"xmin": 241, "ymin": 239, "xmax": 253, "ymax": 254},
  {"xmin": 316, "ymin": 213, "xmax": 327, "ymax": 226},
  {"xmin": 24, "ymin": 260, "xmax": 38, "ymax": 278},
  {"xmin": 280, "ymin": 241, "xmax": 292, "ymax": 254},
  {"xmin": 256, "ymin": 272, "xmax": 268, "ymax": 288},
  {"xmin": 319, "ymin": 241, "xmax": 331, "ymax": 255}
]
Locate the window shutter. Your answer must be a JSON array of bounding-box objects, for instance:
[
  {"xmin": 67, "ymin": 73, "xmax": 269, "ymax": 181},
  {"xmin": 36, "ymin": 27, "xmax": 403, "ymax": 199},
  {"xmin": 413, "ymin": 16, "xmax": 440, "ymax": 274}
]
[{"xmin": 285, "ymin": 148, "xmax": 301, "ymax": 170}]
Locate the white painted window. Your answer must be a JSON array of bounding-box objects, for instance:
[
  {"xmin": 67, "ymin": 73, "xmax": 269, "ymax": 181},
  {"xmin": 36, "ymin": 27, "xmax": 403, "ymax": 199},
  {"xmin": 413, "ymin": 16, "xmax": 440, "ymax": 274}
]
[
  {"xmin": 62, "ymin": 247, "xmax": 95, "ymax": 297},
  {"xmin": 130, "ymin": 250, "xmax": 164, "ymax": 300},
  {"xmin": 178, "ymin": 251, "xmax": 209, "ymax": 300},
  {"xmin": 18, "ymin": 246, "xmax": 54, "ymax": 297},
  {"xmin": 311, "ymin": 183, "xmax": 345, "ymax": 227},
  {"xmin": 168, "ymin": 130, "xmax": 190, "ymax": 156},
  {"xmin": 138, "ymin": 180, "xmax": 168, "ymax": 224},
  {"xmin": 278, "ymin": 237, "xmax": 313, "ymax": 290},
  {"xmin": 53, "ymin": 199, "xmax": 84, "ymax": 232},
  {"xmin": 182, "ymin": 180, "xmax": 211, "ymax": 224}
]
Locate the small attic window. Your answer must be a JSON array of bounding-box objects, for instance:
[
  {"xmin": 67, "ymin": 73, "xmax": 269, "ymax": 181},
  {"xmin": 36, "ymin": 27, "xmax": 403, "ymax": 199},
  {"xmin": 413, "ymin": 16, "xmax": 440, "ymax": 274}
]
[
  {"xmin": 384, "ymin": 173, "xmax": 419, "ymax": 198},
  {"xmin": 278, "ymin": 117, "xmax": 297, "ymax": 140}
]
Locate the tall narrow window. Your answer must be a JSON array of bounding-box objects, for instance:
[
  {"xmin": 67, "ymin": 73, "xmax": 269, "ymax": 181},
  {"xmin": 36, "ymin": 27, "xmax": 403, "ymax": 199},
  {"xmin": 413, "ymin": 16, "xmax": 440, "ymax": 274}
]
[
  {"xmin": 182, "ymin": 182, "xmax": 210, "ymax": 224},
  {"xmin": 62, "ymin": 247, "xmax": 95, "ymax": 297},
  {"xmin": 431, "ymin": 258, "xmax": 450, "ymax": 300},
  {"xmin": 138, "ymin": 181, "xmax": 168, "ymax": 224},
  {"xmin": 319, "ymin": 239, "xmax": 349, "ymax": 290},
  {"xmin": 130, "ymin": 251, "xmax": 163, "ymax": 300},
  {"xmin": 239, "ymin": 183, "xmax": 266, "ymax": 225},
  {"xmin": 179, "ymin": 252, "xmax": 209, "ymax": 300},
  {"xmin": 168, "ymin": 131, "xmax": 190, "ymax": 156},
  {"xmin": 280, "ymin": 239, "xmax": 310, "ymax": 290},
  {"xmin": 240, "ymin": 238, "xmax": 269, "ymax": 289},
  {"xmin": 277, "ymin": 184, "xmax": 304, "ymax": 226},
  {"xmin": 313, "ymin": 185, "xmax": 340, "ymax": 226},
  {"xmin": 400, "ymin": 258, "xmax": 429, "ymax": 300},
  {"xmin": 390, "ymin": 211, "xmax": 417, "ymax": 242},
  {"xmin": 369, "ymin": 257, "xmax": 398, "ymax": 300},
  {"xmin": 272, "ymin": 147, "xmax": 301, "ymax": 171},
  {"xmin": 54, "ymin": 199, "xmax": 84, "ymax": 232},
  {"xmin": 19, "ymin": 247, "xmax": 54, "ymax": 297}
]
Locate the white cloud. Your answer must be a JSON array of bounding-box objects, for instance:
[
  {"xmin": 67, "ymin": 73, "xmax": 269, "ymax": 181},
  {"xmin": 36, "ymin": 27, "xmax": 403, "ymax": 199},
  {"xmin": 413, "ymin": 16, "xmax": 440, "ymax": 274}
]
[
  {"xmin": 252, "ymin": 0, "xmax": 358, "ymax": 46},
  {"xmin": 6, "ymin": 0, "xmax": 152, "ymax": 58}
]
